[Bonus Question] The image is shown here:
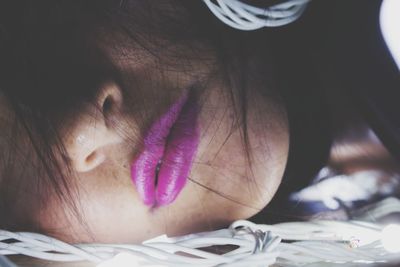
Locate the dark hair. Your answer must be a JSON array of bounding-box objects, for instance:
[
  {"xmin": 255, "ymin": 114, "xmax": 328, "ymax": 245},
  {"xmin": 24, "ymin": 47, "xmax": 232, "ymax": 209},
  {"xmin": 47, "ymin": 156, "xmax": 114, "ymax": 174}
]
[
  {"xmin": 2, "ymin": 0, "xmax": 367, "ymax": 235},
  {"xmin": 251, "ymin": 0, "xmax": 400, "ymax": 223}
]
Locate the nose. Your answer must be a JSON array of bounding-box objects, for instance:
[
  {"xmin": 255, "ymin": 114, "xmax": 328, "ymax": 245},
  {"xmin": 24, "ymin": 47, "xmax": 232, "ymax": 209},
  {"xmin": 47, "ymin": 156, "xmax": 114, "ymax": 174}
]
[{"xmin": 65, "ymin": 83, "xmax": 124, "ymax": 173}]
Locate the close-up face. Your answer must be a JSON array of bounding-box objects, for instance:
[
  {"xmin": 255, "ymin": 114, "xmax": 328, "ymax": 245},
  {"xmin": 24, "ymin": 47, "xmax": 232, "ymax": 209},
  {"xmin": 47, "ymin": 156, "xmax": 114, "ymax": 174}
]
[
  {"xmin": 0, "ymin": 1, "xmax": 289, "ymax": 244},
  {"xmin": 38, "ymin": 73, "xmax": 289, "ymax": 244},
  {"xmin": 3, "ymin": 1, "xmax": 400, "ymax": 267}
]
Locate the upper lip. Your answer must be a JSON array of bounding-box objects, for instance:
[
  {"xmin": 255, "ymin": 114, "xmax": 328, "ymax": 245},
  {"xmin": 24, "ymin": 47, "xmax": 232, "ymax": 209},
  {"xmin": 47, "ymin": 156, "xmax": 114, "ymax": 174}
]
[{"xmin": 130, "ymin": 90, "xmax": 199, "ymax": 208}]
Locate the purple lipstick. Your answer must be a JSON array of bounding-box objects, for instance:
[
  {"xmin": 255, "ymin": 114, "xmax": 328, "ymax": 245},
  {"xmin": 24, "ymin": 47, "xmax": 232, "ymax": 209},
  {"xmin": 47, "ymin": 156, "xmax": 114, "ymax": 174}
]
[{"xmin": 130, "ymin": 91, "xmax": 199, "ymax": 207}]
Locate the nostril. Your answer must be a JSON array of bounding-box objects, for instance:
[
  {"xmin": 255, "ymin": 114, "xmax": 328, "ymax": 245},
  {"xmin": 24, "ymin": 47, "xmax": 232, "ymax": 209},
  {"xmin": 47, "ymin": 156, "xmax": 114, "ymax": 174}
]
[
  {"xmin": 86, "ymin": 151, "xmax": 97, "ymax": 164},
  {"xmin": 100, "ymin": 86, "xmax": 122, "ymax": 116},
  {"xmin": 102, "ymin": 95, "xmax": 114, "ymax": 115},
  {"xmin": 101, "ymin": 93, "xmax": 123, "ymax": 129},
  {"xmin": 79, "ymin": 151, "xmax": 106, "ymax": 172}
]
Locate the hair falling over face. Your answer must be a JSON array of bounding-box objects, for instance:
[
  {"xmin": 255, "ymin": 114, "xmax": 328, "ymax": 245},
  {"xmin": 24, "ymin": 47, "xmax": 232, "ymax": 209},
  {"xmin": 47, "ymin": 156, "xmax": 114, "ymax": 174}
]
[{"xmin": 0, "ymin": 0, "xmax": 293, "ymax": 243}]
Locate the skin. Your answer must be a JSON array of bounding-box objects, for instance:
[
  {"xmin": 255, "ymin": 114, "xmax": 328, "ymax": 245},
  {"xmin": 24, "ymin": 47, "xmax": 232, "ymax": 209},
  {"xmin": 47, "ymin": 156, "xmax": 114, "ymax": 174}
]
[
  {"xmin": 2, "ymin": 28, "xmax": 395, "ymax": 246},
  {"xmin": 0, "ymin": 1, "xmax": 397, "ymax": 257},
  {"xmin": 1, "ymin": 42, "xmax": 396, "ymax": 245},
  {"xmin": 28, "ymin": 50, "xmax": 291, "ymax": 243}
]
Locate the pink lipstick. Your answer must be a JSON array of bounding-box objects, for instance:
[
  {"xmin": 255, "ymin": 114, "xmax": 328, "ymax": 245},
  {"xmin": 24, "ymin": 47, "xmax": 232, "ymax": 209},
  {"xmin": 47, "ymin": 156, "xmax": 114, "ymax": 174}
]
[{"xmin": 130, "ymin": 91, "xmax": 199, "ymax": 207}]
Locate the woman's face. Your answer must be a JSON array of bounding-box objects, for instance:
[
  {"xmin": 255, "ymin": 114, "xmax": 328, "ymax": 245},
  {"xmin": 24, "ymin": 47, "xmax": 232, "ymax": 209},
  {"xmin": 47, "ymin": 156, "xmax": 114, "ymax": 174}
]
[{"xmin": 1, "ymin": 40, "xmax": 289, "ymax": 244}]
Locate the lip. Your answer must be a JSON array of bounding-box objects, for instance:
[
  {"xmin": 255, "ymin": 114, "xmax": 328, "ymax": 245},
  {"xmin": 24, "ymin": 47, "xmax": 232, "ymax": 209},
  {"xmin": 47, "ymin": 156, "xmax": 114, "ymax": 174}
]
[{"xmin": 130, "ymin": 90, "xmax": 199, "ymax": 208}]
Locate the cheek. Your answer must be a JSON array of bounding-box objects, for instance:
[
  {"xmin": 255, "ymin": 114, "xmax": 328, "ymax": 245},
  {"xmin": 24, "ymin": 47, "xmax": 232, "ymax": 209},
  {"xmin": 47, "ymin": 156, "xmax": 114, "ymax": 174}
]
[
  {"xmin": 191, "ymin": 84, "xmax": 289, "ymax": 219},
  {"xmin": 38, "ymin": 183, "xmax": 224, "ymax": 243},
  {"xmin": 74, "ymin": 189, "xmax": 155, "ymax": 243},
  {"xmin": 37, "ymin": 157, "xmax": 225, "ymax": 243},
  {"xmin": 38, "ymin": 180, "xmax": 156, "ymax": 243}
]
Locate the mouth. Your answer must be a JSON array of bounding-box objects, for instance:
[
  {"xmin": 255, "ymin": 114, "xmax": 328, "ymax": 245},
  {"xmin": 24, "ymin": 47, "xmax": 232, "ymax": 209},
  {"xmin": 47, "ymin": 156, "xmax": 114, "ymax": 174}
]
[{"xmin": 130, "ymin": 90, "xmax": 200, "ymax": 208}]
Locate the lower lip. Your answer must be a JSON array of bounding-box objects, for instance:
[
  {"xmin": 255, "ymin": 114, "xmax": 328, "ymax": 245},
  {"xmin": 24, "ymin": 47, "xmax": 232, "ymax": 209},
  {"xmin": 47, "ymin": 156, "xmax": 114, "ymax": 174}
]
[{"xmin": 130, "ymin": 91, "xmax": 199, "ymax": 208}]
